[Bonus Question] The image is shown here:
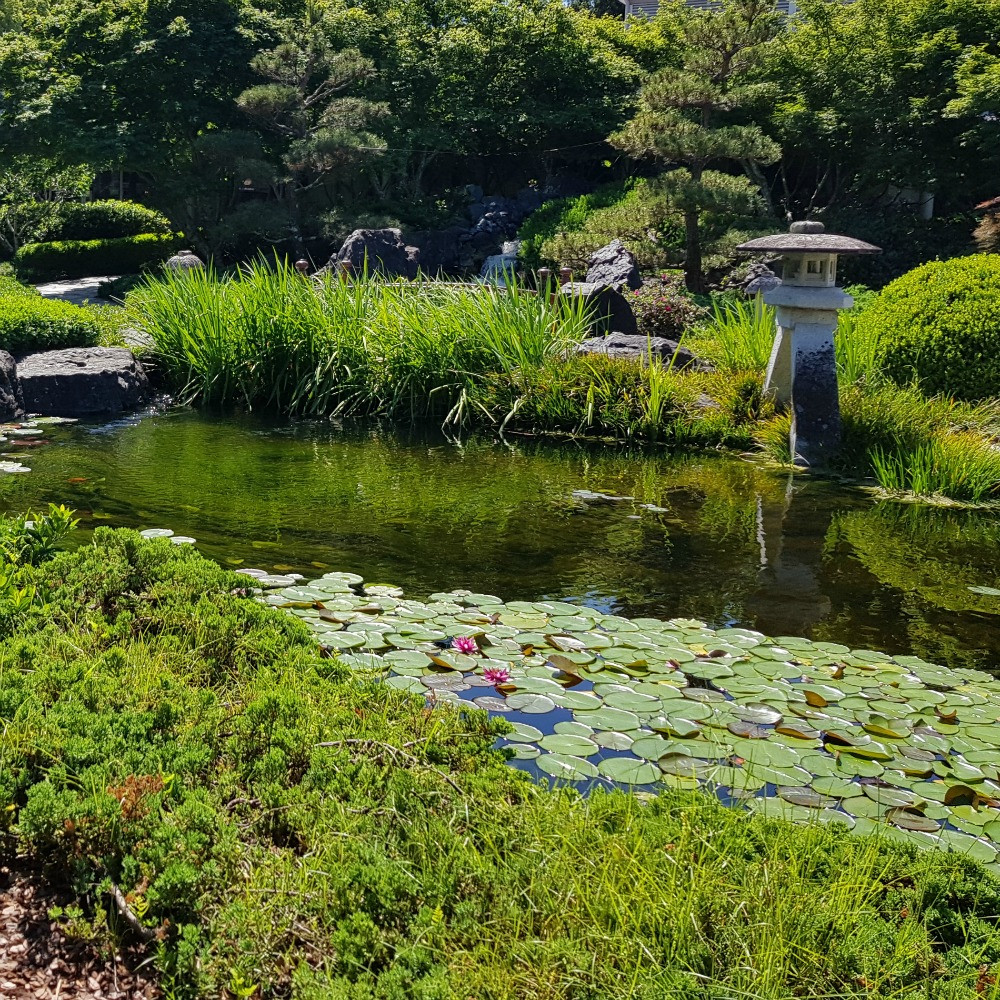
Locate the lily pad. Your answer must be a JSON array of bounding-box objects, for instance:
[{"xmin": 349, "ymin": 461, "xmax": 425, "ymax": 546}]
[
  {"xmin": 598, "ymin": 758, "xmax": 660, "ymax": 785},
  {"xmin": 536, "ymin": 753, "xmax": 600, "ymax": 781}
]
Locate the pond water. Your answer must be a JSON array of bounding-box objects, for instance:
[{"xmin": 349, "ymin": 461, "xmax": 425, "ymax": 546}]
[{"xmin": 1, "ymin": 408, "xmax": 999, "ymax": 674}]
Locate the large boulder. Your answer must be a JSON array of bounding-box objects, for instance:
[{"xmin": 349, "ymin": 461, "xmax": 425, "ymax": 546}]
[
  {"xmin": 18, "ymin": 348, "xmax": 149, "ymax": 417},
  {"xmin": 333, "ymin": 228, "xmax": 419, "ymax": 279},
  {"xmin": 407, "ymin": 227, "xmax": 468, "ymax": 276},
  {"xmin": 576, "ymin": 333, "xmax": 703, "ymax": 369},
  {"xmin": 586, "ymin": 240, "xmax": 641, "ymax": 292},
  {"xmin": 561, "ymin": 281, "xmax": 638, "ymax": 337},
  {"xmin": 0, "ymin": 351, "xmax": 23, "ymax": 420}
]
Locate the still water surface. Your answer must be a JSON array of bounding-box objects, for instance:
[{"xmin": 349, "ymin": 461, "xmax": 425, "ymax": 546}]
[{"xmin": 2, "ymin": 409, "xmax": 998, "ymax": 673}]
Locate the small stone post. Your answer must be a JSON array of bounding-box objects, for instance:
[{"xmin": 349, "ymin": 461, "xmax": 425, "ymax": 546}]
[
  {"xmin": 737, "ymin": 222, "xmax": 880, "ymax": 467},
  {"xmin": 559, "ymin": 266, "xmax": 573, "ymax": 285},
  {"xmin": 294, "ymin": 259, "xmax": 310, "ymax": 275}
]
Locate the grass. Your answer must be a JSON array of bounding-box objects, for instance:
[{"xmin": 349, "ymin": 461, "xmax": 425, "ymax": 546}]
[
  {"xmin": 4, "ymin": 527, "xmax": 1000, "ymax": 998},
  {"xmin": 129, "ymin": 261, "xmax": 764, "ymax": 446},
  {"xmin": 131, "ymin": 263, "xmax": 1000, "ymax": 503}
]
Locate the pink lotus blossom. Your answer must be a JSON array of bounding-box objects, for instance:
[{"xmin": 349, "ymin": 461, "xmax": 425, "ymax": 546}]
[
  {"xmin": 483, "ymin": 666, "xmax": 512, "ymax": 685},
  {"xmin": 451, "ymin": 636, "xmax": 478, "ymax": 655}
]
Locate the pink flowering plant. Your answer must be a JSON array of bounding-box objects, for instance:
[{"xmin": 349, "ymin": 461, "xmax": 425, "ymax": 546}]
[
  {"xmin": 631, "ymin": 273, "xmax": 707, "ymax": 340},
  {"xmin": 483, "ymin": 665, "xmax": 512, "ymax": 686},
  {"xmin": 451, "ymin": 636, "xmax": 478, "ymax": 655}
]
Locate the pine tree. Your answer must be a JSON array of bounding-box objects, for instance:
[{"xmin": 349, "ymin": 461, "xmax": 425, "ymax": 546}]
[
  {"xmin": 236, "ymin": 3, "xmax": 386, "ymax": 250},
  {"xmin": 610, "ymin": 0, "xmax": 783, "ymax": 290}
]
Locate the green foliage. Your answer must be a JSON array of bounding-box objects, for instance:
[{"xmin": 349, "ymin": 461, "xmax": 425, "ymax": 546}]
[
  {"xmin": 629, "ymin": 272, "xmax": 707, "ymax": 339},
  {"xmin": 770, "ymin": 0, "xmax": 1000, "ymax": 216},
  {"xmin": 695, "ymin": 293, "xmax": 775, "ymax": 373},
  {"xmin": 838, "ymin": 384, "xmax": 1000, "ymax": 505},
  {"xmin": 856, "ymin": 255, "xmax": 1000, "ymax": 400},
  {"xmin": 3, "ymin": 530, "xmax": 1000, "ymax": 996},
  {"xmin": 14, "ymin": 234, "xmax": 182, "ymax": 281},
  {"xmin": 43, "ymin": 201, "xmax": 172, "ymax": 242},
  {"xmin": 536, "ymin": 180, "xmax": 686, "ymax": 274},
  {"xmin": 132, "ymin": 260, "xmax": 591, "ymax": 419},
  {"xmin": 0, "ymin": 282, "xmax": 100, "ymax": 353},
  {"xmin": 0, "ymin": 504, "xmax": 78, "ymax": 566},
  {"xmin": 610, "ymin": 0, "xmax": 782, "ymax": 289},
  {"xmin": 0, "ymin": 157, "xmax": 93, "ymax": 257}
]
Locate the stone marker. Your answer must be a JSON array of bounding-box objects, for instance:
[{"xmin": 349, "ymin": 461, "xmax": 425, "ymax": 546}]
[
  {"xmin": 737, "ymin": 222, "xmax": 881, "ymax": 467},
  {"xmin": 18, "ymin": 348, "xmax": 149, "ymax": 417},
  {"xmin": 585, "ymin": 239, "xmax": 642, "ymax": 291},
  {"xmin": 561, "ymin": 281, "xmax": 638, "ymax": 337}
]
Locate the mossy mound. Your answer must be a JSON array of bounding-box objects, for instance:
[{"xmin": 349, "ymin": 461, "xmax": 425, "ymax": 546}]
[{"xmin": 857, "ymin": 254, "xmax": 1000, "ymax": 400}]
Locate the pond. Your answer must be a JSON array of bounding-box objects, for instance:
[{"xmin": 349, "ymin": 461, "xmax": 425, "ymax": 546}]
[{"xmin": 2, "ymin": 408, "xmax": 999, "ymax": 675}]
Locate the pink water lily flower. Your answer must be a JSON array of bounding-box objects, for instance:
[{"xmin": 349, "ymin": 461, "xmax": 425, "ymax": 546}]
[
  {"xmin": 451, "ymin": 636, "xmax": 478, "ymax": 655},
  {"xmin": 483, "ymin": 666, "xmax": 512, "ymax": 685}
]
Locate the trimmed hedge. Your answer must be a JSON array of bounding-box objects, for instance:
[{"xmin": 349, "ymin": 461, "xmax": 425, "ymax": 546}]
[
  {"xmin": 856, "ymin": 254, "xmax": 1000, "ymax": 400},
  {"xmin": 45, "ymin": 200, "xmax": 172, "ymax": 241},
  {"xmin": 0, "ymin": 282, "xmax": 100, "ymax": 354},
  {"xmin": 14, "ymin": 233, "xmax": 183, "ymax": 281}
]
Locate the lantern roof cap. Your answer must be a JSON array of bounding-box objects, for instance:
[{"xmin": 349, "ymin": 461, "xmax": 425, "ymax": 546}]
[{"xmin": 737, "ymin": 221, "xmax": 881, "ymax": 256}]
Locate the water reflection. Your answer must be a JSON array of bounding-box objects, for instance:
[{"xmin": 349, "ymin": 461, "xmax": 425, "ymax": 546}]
[{"xmin": 0, "ymin": 410, "xmax": 997, "ymax": 672}]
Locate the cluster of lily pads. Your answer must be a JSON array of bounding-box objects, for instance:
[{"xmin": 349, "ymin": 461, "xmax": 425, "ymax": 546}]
[
  {"xmin": 242, "ymin": 566, "xmax": 1000, "ymax": 869},
  {"xmin": 139, "ymin": 527, "xmax": 197, "ymax": 545},
  {"xmin": 0, "ymin": 416, "xmax": 75, "ymax": 474}
]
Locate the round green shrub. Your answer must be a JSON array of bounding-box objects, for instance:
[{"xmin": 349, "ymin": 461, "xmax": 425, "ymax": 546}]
[{"xmin": 857, "ymin": 254, "xmax": 1000, "ymax": 400}]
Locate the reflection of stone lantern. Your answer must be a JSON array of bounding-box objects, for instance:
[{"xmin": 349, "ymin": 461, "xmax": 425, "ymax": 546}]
[{"xmin": 737, "ymin": 222, "xmax": 880, "ymax": 467}]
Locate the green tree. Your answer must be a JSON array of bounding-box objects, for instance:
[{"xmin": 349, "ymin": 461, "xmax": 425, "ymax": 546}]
[
  {"xmin": 236, "ymin": 4, "xmax": 387, "ymax": 250},
  {"xmin": 769, "ymin": 0, "xmax": 1000, "ymax": 215},
  {"xmin": 610, "ymin": 0, "xmax": 781, "ymax": 290}
]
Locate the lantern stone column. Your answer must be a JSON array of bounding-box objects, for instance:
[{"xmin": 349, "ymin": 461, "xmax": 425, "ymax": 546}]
[{"xmin": 737, "ymin": 222, "xmax": 881, "ymax": 468}]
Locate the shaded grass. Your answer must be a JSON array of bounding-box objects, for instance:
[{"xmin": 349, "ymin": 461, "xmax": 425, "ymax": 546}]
[{"xmin": 5, "ymin": 530, "xmax": 1000, "ymax": 998}]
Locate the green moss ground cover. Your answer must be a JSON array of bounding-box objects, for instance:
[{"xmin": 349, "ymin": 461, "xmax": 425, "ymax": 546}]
[{"xmin": 2, "ymin": 523, "xmax": 1000, "ymax": 997}]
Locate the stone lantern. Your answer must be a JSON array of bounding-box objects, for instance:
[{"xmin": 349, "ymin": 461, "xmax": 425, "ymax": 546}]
[
  {"xmin": 737, "ymin": 222, "xmax": 880, "ymax": 467},
  {"xmin": 164, "ymin": 249, "xmax": 204, "ymax": 272}
]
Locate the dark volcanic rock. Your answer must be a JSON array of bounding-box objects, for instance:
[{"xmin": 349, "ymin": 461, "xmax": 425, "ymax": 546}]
[
  {"xmin": 577, "ymin": 333, "xmax": 704, "ymax": 369},
  {"xmin": 333, "ymin": 228, "xmax": 419, "ymax": 279},
  {"xmin": 407, "ymin": 226, "xmax": 468, "ymax": 276},
  {"xmin": 585, "ymin": 240, "xmax": 641, "ymax": 291},
  {"xmin": 18, "ymin": 347, "xmax": 149, "ymax": 417},
  {"xmin": 0, "ymin": 350, "xmax": 22, "ymax": 419},
  {"xmin": 561, "ymin": 281, "xmax": 638, "ymax": 337}
]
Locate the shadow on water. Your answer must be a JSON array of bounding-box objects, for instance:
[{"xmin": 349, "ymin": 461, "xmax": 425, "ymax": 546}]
[{"xmin": 2, "ymin": 408, "xmax": 999, "ymax": 672}]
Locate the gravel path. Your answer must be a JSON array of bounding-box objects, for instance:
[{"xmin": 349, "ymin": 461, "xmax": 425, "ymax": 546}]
[
  {"xmin": 34, "ymin": 278, "xmax": 119, "ymax": 308},
  {"xmin": 0, "ymin": 860, "xmax": 159, "ymax": 999}
]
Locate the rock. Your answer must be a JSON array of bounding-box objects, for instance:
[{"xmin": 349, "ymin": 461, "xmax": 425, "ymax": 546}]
[
  {"xmin": 741, "ymin": 261, "xmax": 782, "ymax": 295},
  {"xmin": 407, "ymin": 227, "xmax": 468, "ymax": 276},
  {"xmin": 576, "ymin": 333, "xmax": 703, "ymax": 369},
  {"xmin": 164, "ymin": 249, "xmax": 204, "ymax": 272},
  {"xmin": 333, "ymin": 228, "xmax": 419, "ymax": 279},
  {"xmin": 586, "ymin": 240, "xmax": 641, "ymax": 291},
  {"xmin": 0, "ymin": 352, "xmax": 22, "ymax": 420},
  {"xmin": 561, "ymin": 281, "xmax": 638, "ymax": 337},
  {"xmin": 17, "ymin": 348, "xmax": 149, "ymax": 417}
]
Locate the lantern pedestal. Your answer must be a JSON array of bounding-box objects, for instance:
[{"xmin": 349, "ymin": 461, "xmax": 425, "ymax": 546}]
[
  {"xmin": 762, "ymin": 285, "xmax": 853, "ymax": 468},
  {"xmin": 737, "ymin": 221, "xmax": 881, "ymax": 470}
]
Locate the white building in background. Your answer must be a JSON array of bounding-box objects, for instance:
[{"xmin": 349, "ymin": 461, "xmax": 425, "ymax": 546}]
[{"xmin": 619, "ymin": 0, "xmax": 797, "ymax": 16}]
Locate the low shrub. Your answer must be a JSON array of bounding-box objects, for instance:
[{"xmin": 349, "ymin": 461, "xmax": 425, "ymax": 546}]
[
  {"xmin": 0, "ymin": 282, "xmax": 101, "ymax": 353},
  {"xmin": 14, "ymin": 233, "xmax": 182, "ymax": 281},
  {"xmin": 4, "ymin": 530, "xmax": 1000, "ymax": 998},
  {"xmin": 630, "ymin": 273, "xmax": 707, "ymax": 340},
  {"xmin": 855, "ymin": 254, "xmax": 1000, "ymax": 401},
  {"xmin": 44, "ymin": 200, "xmax": 172, "ymax": 241}
]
